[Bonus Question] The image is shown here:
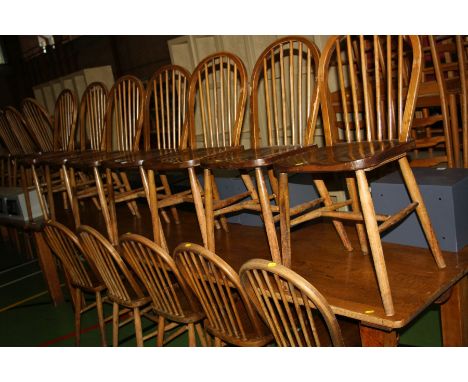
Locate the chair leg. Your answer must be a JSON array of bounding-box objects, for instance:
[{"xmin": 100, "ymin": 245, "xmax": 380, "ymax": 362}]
[
  {"xmin": 398, "ymin": 156, "xmax": 446, "ymax": 268},
  {"xmin": 133, "ymin": 308, "xmax": 144, "ymax": 347},
  {"xmin": 188, "ymin": 167, "xmax": 208, "ymax": 248},
  {"xmin": 195, "ymin": 323, "xmax": 208, "ymax": 347},
  {"xmin": 214, "ymin": 337, "xmax": 223, "ymax": 347},
  {"xmin": 156, "ymin": 315, "xmax": 165, "ymax": 347},
  {"xmin": 112, "ymin": 302, "xmax": 119, "ymax": 347},
  {"xmin": 211, "ymin": 174, "xmax": 229, "ymax": 232},
  {"xmin": 204, "ymin": 169, "xmax": 215, "ymax": 252},
  {"xmin": 314, "ymin": 178, "xmax": 353, "ymax": 252},
  {"xmin": 96, "ymin": 291, "xmax": 107, "ymax": 346},
  {"xmin": 345, "ymin": 177, "xmax": 369, "ymax": 254},
  {"xmin": 188, "ymin": 323, "xmax": 196, "ymax": 347},
  {"xmin": 279, "ymin": 172, "xmax": 292, "ymax": 268},
  {"xmin": 355, "ymin": 170, "xmax": 394, "ymax": 316},
  {"xmin": 255, "ymin": 168, "xmax": 281, "ymax": 264},
  {"xmin": 74, "ymin": 288, "xmax": 82, "ymax": 346}
]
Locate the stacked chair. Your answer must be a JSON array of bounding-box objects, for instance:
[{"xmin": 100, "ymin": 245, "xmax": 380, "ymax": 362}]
[{"xmin": 5, "ymin": 34, "xmax": 458, "ymax": 347}]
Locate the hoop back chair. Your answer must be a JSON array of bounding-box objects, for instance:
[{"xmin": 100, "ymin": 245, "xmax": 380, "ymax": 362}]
[
  {"xmin": 43, "ymin": 220, "xmax": 107, "ymax": 346},
  {"xmin": 240, "ymin": 259, "xmax": 344, "ymax": 346},
  {"xmin": 120, "ymin": 233, "xmax": 206, "ymax": 346},
  {"xmin": 173, "ymin": 242, "xmax": 273, "ymax": 346},
  {"xmin": 21, "ymin": 97, "xmax": 54, "ymax": 153},
  {"xmin": 5, "ymin": 107, "xmax": 38, "ymax": 155},
  {"xmin": 274, "ymin": 35, "xmax": 447, "ymax": 317},
  {"xmin": 143, "ymin": 53, "xmax": 248, "ymax": 249},
  {"xmin": 53, "ymin": 89, "xmax": 78, "ymax": 151},
  {"xmin": 0, "ymin": 110, "xmax": 25, "ymax": 187},
  {"xmin": 202, "ymin": 37, "xmax": 351, "ymax": 260},
  {"xmin": 78, "ymin": 225, "xmax": 152, "ymax": 346}
]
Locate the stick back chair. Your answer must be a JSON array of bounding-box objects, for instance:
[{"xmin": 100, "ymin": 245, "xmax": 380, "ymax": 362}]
[
  {"xmin": 239, "ymin": 258, "xmax": 344, "ymax": 346},
  {"xmin": 43, "ymin": 220, "xmax": 107, "ymax": 346},
  {"xmin": 202, "ymin": 36, "xmax": 351, "ymax": 261},
  {"xmin": 143, "ymin": 53, "xmax": 248, "ymax": 249},
  {"xmin": 68, "ymin": 76, "xmax": 146, "ymax": 245},
  {"xmin": 173, "ymin": 242, "xmax": 273, "ymax": 346},
  {"xmin": 120, "ymin": 233, "xmax": 207, "ymax": 346},
  {"xmin": 274, "ymin": 35, "xmax": 447, "ymax": 317},
  {"xmin": 21, "ymin": 97, "xmax": 54, "ymax": 153},
  {"xmin": 77, "ymin": 225, "xmax": 152, "ymax": 346},
  {"xmin": 103, "ymin": 65, "xmax": 192, "ymax": 247}
]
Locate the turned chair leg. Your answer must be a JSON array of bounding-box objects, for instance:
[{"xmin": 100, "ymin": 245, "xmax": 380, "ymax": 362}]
[
  {"xmin": 355, "ymin": 169, "xmax": 394, "ymax": 316},
  {"xmin": 188, "ymin": 167, "xmax": 208, "ymax": 248},
  {"xmin": 157, "ymin": 316, "xmax": 165, "ymax": 347},
  {"xmin": 112, "ymin": 302, "xmax": 119, "ymax": 347},
  {"xmin": 398, "ymin": 156, "xmax": 446, "ymax": 268},
  {"xmin": 346, "ymin": 177, "xmax": 369, "ymax": 254},
  {"xmin": 74, "ymin": 288, "xmax": 82, "ymax": 346},
  {"xmin": 188, "ymin": 323, "xmax": 196, "ymax": 347},
  {"xmin": 133, "ymin": 307, "xmax": 143, "ymax": 347},
  {"xmin": 96, "ymin": 291, "xmax": 107, "ymax": 346}
]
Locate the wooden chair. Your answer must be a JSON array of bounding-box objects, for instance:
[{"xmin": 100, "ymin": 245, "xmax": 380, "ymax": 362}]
[
  {"xmin": 77, "ymin": 225, "xmax": 153, "ymax": 346},
  {"xmin": 44, "ymin": 82, "xmax": 109, "ymax": 228},
  {"xmin": 143, "ymin": 53, "xmax": 248, "ymax": 250},
  {"xmin": 43, "ymin": 220, "xmax": 107, "ymax": 346},
  {"xmin": 457, "ymin": 36, "xmax": 468, "ymax": 168},
  {"xmin": 120, "ymin": 233, "xmax": 207, "ymax": 346},
  {"xmin": 67, "ymin": 76, "xmax": 146, "ymax": 245},
  {"xmin": 173, "ymin": 242, "xmax": 273, "ymax": 346},
  {"xmin": 101, "ymin": 65, "xmax": 191, "ymax": 247},
  {"xmin": 21, "ymin": 97, "xmax": 54, "ymax": 153},
  {"xmin": 239, "ymin": 258, "xmax": 344, "ymax": 346},
  {"xmin": 201, "ymin": 37, "xmax": 351, "ymax": 260},
  {"xmin": 273, "ymin": 35, "xmax": 447, "ymax": 317}
]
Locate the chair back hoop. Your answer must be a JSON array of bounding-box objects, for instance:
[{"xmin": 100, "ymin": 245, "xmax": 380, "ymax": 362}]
[
  {"xmin": 0, "ymin": 110, "xmax": 24, "ymax": 155},
  {"xmin": 239, "ymin": 258, "xmax": 344, "ymax": 347},
  {"xmin": 173, "ymin": 242, "xmax": 267, "ymax": 343},
  {"xmin": 105, "ymin": 75, "xmax": 145, "ymax": 152},
  {"xmin": 250, "ymin": 36, "xmax": 321, "ymax": 148},
  {"xmin": 188, "ymin": 52, "xmax": 248, "ymax": 149},
  {"xmin": 319, "ymin": 35, "xmax": 422, "ymax": 146},
  {"xmin": 4, "ymin": 107, "xmax": 38, "ymax": 154},
  {"xmin": 77, "ymin": 225, "xmax": 145, "ymax": 304},
  {"xmin": 43, "ymin": 220, "xmax": 96, "ymax": 289},
  {"xmin": 144, "ymin": 64, "xmax": 191, "ymax": 151},
  {"xmin": 21, "ymin": 98, "xmax": 54, "ymax": 152},
  {"xmin": 53, "ymin": 89, "xmax": 78, "ymax": 151},
  {"xmin": 120, "ymin": 233, "xmax": 200, "ymax": 320},
  {"xmin": 79, "ymin": 82, "xmax": 108, "ymax": 151}
]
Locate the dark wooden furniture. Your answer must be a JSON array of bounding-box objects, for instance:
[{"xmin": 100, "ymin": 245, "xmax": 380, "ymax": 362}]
[
  {"xmin": 239, "ymin": 258, "xmax": 344, "ymax": 346},
  {"xmin": 43, "ymin": 220, "xmax": 107, "ymax": 346},
  {"xmin": 201, "ymin": 37, "xmax": 350, "ymax": 262},
  {"xmin": 143, "ymin": 53, "xmax": 248, "ymax": 249},
  {"xmin": 173, "ymin": 242, "xmax": 273, "ymax": 346},
  {"xmin": 273, "ymin": 35, "xmax": 446, "ymax": 317},
  {"xmin": 120, "ymin": 233, "xmax": 207, "ymax": 346},
  {"xmin": 77, "ymin": 224, "xmax": 153, "ymax": 346}
]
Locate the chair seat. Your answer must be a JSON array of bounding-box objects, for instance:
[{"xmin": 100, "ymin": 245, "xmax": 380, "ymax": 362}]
[
  {"xmin": 39, "ymin": 150, "xmax": 100, "ymax": 167},
  {"xmin": 143, "ymin": 146, "xmax": 243, "ymax": 171},
  {"xmin": 200, "ymin": 146, "xmax": 313, "ymax": 169},
  {"xmin": 274, "ymin": 140, "xmax": 416, "ymax": 173},
  {"xmin": 101, "ymin": 149, "xmax": 178, "ymax": 170},
  {"xmin": 16, "ymin": 150, "xmax": 73, "ymax": 166},
  {"xmin": 66, "ymin": 151, "xmax": 134, "ymax": 169}
]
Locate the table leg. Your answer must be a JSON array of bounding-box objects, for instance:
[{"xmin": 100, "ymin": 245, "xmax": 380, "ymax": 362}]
[
  {"xmin": 440, "ymin": 275, "xmax": 468, "ymax": 346},
  {"xmin": 34, "ymin": 231, "xmax": 64, "ymax": 306},
  {"xmin": 359, "ymin": 324, "xmax": 399, "ymax": 347}
]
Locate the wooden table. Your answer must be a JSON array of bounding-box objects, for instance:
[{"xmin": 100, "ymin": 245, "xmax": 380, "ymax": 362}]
[{"xmin": 52, "ymin": 205, "xmax": 468, "ymax": 346}]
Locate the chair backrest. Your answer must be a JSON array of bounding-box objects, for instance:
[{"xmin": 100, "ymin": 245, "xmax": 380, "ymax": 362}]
[
  {"xmin": 77, "ymin": 225, "xmax": 146, "ymax": 304},
  {"xmin": 43, "ymin": 220, "xmax": 98, "ymax": 290},
  {"xmin": 250, "ymin": 36, "xmax": 321, "ymax": 148},
  {"xmin": 188, "ymin": 52, "xmax": 248, "ymax": 149},
  {"xmin": 144, "ymin": 64, "xmax": 191, "ymax": 151},
  {"xmin": 0, "ymin": 110, "xmax": 24, "ymax": 155},
  {"xmin": 320, "ymin": 35, "xmax": 422, "ymax": 146},
  {"xmin": 120, "ymin": 233, "xmax": 201, "ymax": 321},
  {"xmin": 4, "ymin": 106, "xmax": 38, "ymax": 154},
  {"xmin": 21, "ymin": 97, "xmax": 54, "ymax": 152},
  {"xmin": 105, "ymin": 75, "xmax": 145, "ymax": 152},
  {"xmin": 79, "ymin": 82, "xmax": 108, "ymax": 151},
  {"xmin": 53, "ymin": 89, "xmax": 78, "ymax": 151},
  {"xmin": 173, "ymin": 242, "xmax": 270, "ymax": 345},
  {"xmin": 240, "ymin": 258, "xmax": 344, "ymax": 347}
]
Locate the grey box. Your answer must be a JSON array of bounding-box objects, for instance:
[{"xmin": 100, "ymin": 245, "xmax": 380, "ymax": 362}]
[{"xmin": 371, "ymin": 168, "xmax": 468, "ymax": 252}]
